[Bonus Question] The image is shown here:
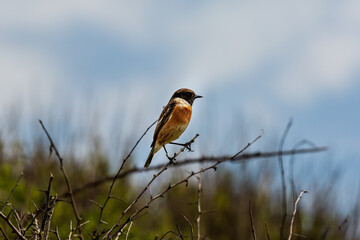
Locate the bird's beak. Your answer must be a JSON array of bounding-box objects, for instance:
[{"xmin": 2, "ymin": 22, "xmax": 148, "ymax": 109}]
[{"xmin": 195, "ymin": 94, "xmax": 203, "ymax": 99}]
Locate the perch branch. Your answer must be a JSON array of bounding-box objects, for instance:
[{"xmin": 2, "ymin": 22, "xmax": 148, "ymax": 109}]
[
  {"xmin": 107, "ymin": 130, "xmax": 263, "ymax": 238},
  {"xmin": 103, "ymin": 134, "xmax": 199, "ymax": 239},
  {"xmin": 60, "ymin": 144, "xmax": 326, "ymax": 199}
]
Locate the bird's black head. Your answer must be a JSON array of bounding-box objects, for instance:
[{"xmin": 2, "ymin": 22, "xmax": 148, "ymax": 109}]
[{"xmin": 171, "ymin": 88, "xmax": 202, "ymax": 106}]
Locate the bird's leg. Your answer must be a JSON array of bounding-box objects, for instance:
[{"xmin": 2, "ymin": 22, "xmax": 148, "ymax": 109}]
[
  {"xmin": 163, "ymin": 146, "xmax": 176, "ymax": 165},
  {"xmin": 168, "ymin": 141, "xmax": 193, "ymax": 152}
]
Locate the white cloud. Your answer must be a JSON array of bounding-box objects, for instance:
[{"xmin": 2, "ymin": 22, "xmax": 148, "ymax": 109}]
[
  {"xmin": 1, "ymin": 1, "xmax": 360, "ymax": 115},
  {"xmin": 275, "ymin": 32, "xmax": 360, "ymax": 104},
  {"xmin": 0, "ymin": 45, "xmax": 59, "ymax": 110}
]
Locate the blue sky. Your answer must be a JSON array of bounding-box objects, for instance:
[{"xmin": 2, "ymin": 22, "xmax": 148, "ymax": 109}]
[{"xmin": 0, "ymin": 1, "xmax": 359, "ymax": 214}]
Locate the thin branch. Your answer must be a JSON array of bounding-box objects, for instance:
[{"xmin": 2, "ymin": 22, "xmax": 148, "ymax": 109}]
[
  {"xmin": 249, "ymin": 201, "xmax": 256, "ymax": 240},
  {"xmin": 60, "ymin": 146, "xmax": 326, "ymax": 199},
  {"xmin": 107, "ymin": 130, "xmax": 264, "ymax": 239},
  {"xmin": 279, "ymin": 119, "xmax": 292, "ymax": 240},
  {"xmin": 0, "ymin": 212, "xmax": 27, "ymax": 240},
  {"xmin": 196, "ymin": 173, "xmax": 202, "ymax": 240},
  {"xmin": 43, "ymin": 195, "xmax": 57, "ymax": 240},
  {"xmin": 40, "ymin": 173, "xmax": 54, "ymax": 238},
  {"xmin": 0, "ymin": 172, "xmax": 23, "ymax": 212},
  {"xmin": 39, "ymin": 120, "xmax": 83, "ymax": 239},
  {"xmin": 231, "ymin": 129, "xmax": 264, "ymax": 159},
  {"xmin": 93, "ymin": 119, "xmax": 157, "ymax": 237},
  {"xmin": 103, "ymin": 134, "xmax": 200, "ymax": 239},
  {"xmin": 0, "ymin": 225, "xmax": 9, "ymax": 240},
  {"xmin": 179, "ymin": 214, "xmax": 193, "ymax": 240},
  {"xmin": 125, "ymin": 222, "xmax": 133, "ymax": 240},
  {"xmin": 288, "ymin": 190, "xmax": 307, "ymax": 240},
  {"xmin": 50, "ymin": 226, "xmax": 62, "ymax": 240}
]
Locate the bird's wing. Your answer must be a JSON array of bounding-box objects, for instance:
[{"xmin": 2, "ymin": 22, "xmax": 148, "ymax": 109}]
[{"xmin": 151, "ymin": 101, "xmax": 176, "ymax": 148}]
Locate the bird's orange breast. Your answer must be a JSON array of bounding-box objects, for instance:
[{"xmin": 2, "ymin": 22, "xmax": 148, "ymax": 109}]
[{"xmin": 156, "ymin": 104, "xmax": 192, "ymax": 145}]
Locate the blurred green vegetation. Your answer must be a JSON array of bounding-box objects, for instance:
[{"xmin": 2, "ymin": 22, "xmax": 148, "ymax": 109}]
[{"xmin": 0, "ymin": 134, "xmax": 358, "ymax": 240}]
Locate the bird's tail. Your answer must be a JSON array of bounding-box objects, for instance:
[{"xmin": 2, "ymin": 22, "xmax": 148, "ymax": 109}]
[{"xmin": 144, "ymin": 147, "xmax": 155, "ymax": 168}]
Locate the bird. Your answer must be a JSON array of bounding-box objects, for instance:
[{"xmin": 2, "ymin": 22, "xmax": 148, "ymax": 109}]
[{"xmin": 144, "ymin": 88, "xmax": 202, "ymax": 168}]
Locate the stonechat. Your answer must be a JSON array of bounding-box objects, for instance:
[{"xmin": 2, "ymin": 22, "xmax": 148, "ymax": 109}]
[{"xmin": 144, "ymin": 88, "xmax": 202, "ymax": 168}]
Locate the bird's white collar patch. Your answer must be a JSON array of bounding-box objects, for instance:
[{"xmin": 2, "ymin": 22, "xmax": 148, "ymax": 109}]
[{"xmin": 174, "ymin": 98, "xmax": 191, "ymax": 107}]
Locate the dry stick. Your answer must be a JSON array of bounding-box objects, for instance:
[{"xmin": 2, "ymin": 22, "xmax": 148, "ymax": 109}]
[
  {"xmin": 196, "ymin": 173, "xmax": 202, "ymax": 240},
  {"xmin": 103, "ymin": 134, "xmax": 200, "ymax": 239},
  {"xmin": 159, "ymin": 230, "xmax": 182, "ymax": 240},
  {"xmin": 60, "ymin": 146, "xmax": 327, "ymax": 199},
  {"xmin": 43, "ymin": 195, "xmax": 57, "ymax": 240},
  {"xmin": 0, "ymin": 172, "xmax": 25, "ymax": 239},
  {"xmin": 180, "ymin": 214, "xmax": 194, "ymax": 240},
  {"xmin": 279, "ymin": 119, "xmax": 292, "ymax": 240},
  {"xmin": 24, "ymin": 202, "xmax": 44, "ymax": 235},
  {"xmin": 50, "ymin": 226, "xmax": 62, "ymax": 240},
  {"xmin": 249, "ymin": 201, "xmax": 256, "ymax": 240},
  {"xmin": 40, "ymin": 173, "xmax": 54, "ymax": 238},
  {"xmin": 288, "ymin": 190, "xmax": 307, "ymax": 240},
  {"xmin": 38, "ymin": 120, "xmax": 83, "ymax": 239},
  {"xmin": 125, "ymin": 222, "xmax": 133, "ymax": 240},
  {"xmin": 0, "ymin": 225, "xmax": 9, "ymax": 240},
  {"xmin": 0, "ymin": 172, "xmax": 23, "ymax": 212},
  {"xmin": 0, "ymin": 212, "xmax": 27, "ymax": 240},
  {"xmin": 93, "ymin": 119, "xmax": 157, "ymax": 236},
  {"xmin": 108, "ymin": 130, "xmax": 264, "ymax": 239}
]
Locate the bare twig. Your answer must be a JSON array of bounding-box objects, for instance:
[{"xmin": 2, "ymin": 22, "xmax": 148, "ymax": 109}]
[
  {"xmin": 50, "ymin": 226, "xmax": 62, "ymax": 240},
  {"xmin": 43, "ymin": 195, "xmax": 57, "ymax": 240},
  {"xmin": 279, "ymin": 119, "xmax": 292, "ymax": 240},
  {"xmin": 104, "ymin": 134, "xmax": 200, "ymax": 239},
  {"xmin": 40, "ymin": 173, "xmax": 55, "ymax": 239},
  {"xmin": 125, "ymin": 222, "xmax": 133, "ymax": 240},
  {"xmin": 288, "ymin": 190, "xmax": 307, "ymax": 240},
  {"xmin": 107, "ymin": 130, "xmax": 263, "ymax": 239},
  {"xmin": 0, "ymin": 172, "xmax": 26, "ymax": 239},
  {"xmin": 59, "ymin": 146, "xmax": 327, "ymax": 199},
  {"xmin": 0, "ymin": 172, "xmax": 23, "ymax": 212},
  {"xmin": 196, "ymin": 173, "xmax": 202, "ymax": 240},
  {"xmin": 0, "ymin": 225, "xmax": 9, "ymax": 240},
  {"xmin": 291, "ymin": 233, "xmax": 308, "ymax": 239},
  {"xmin": 179, "ymin": 214, "xmax": 193, "ymax": 240},
  {"xmin": 39, "ymin": 120, "xmax": 83, "ymax": 239},
  {"xmin": 68, "ymin": 220, "xmax": 73, "ymax": 240},
  {"xmin": 159, "ymin": 230, "xmax": 182, "ymax": 240},
  {"xmin": 249, "ymin": 201, "xmax": 256, "ymax": 240},
  {"xmin": 93, "ymin": 119, "xmax": 157, "ymax": 237},
  {"xmin": 231, "ymin": 129, "xmax": 264, "ymax": 159},
  {"xmin": 0, "ymin": 212, "xmax": 27, "ymax": 240}
]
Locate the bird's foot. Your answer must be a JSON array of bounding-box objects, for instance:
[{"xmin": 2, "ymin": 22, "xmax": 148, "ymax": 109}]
[
  {"xmin": 169, "ymin": 141, "xmax": 194, "ymax": 152},
  {"xmin": 183, "ymin": 141, "xmax": 193, "ymax": 152}
]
